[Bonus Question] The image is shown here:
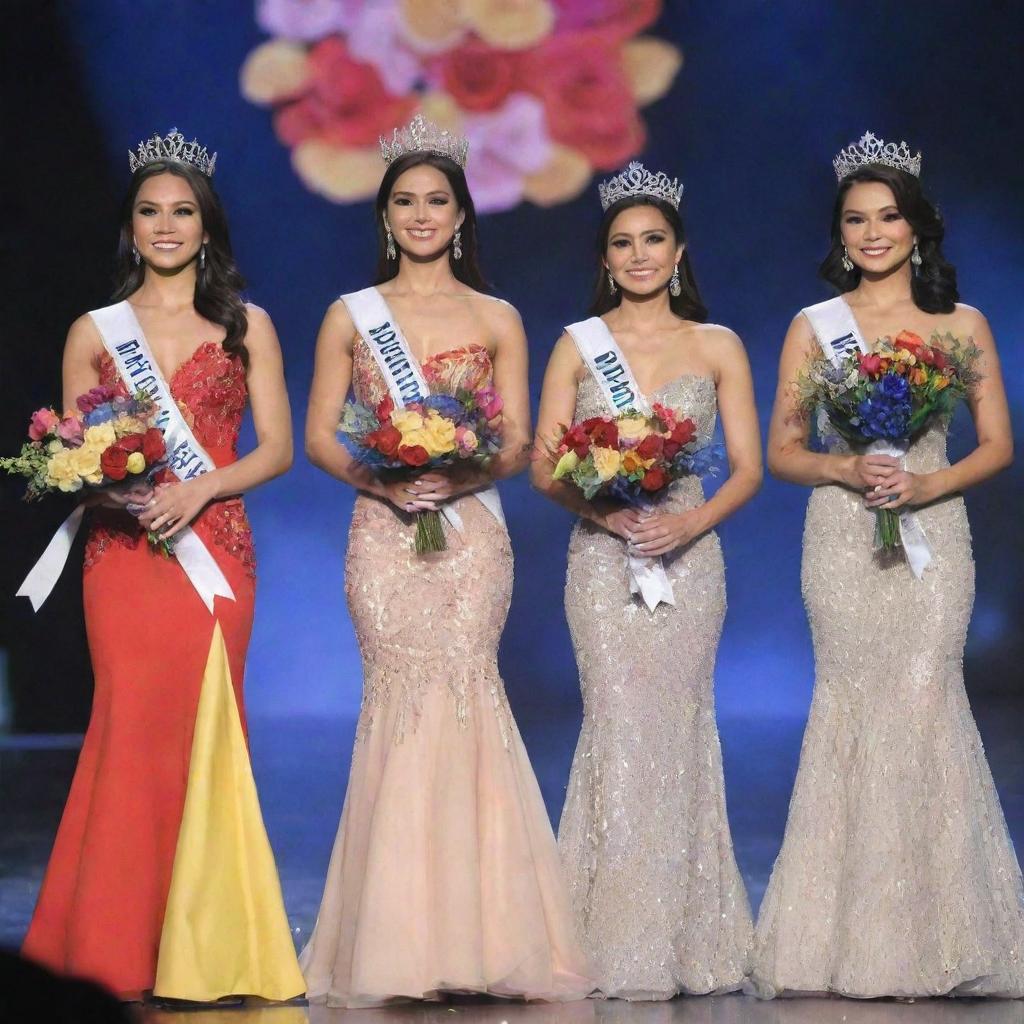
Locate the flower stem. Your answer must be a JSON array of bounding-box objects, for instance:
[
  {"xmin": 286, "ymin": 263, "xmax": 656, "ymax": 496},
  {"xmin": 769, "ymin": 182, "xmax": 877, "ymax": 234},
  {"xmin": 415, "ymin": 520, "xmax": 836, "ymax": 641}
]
[
  {"xmin": 415, "ymin": 510, "xmax": 446, "ymax": 554},
  {"xmin": 874, "ymin": 508, "xmax": 901, "ymax": 550}
]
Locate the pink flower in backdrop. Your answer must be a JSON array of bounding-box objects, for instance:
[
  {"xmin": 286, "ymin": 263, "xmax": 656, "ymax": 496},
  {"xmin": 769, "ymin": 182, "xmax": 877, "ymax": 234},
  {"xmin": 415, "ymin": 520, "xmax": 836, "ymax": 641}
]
[
  {"xmin": 436, "ymin": 40, "xmax": 524, "ymax": 112},
  {"xmin": 551, "ymin": 0, "xmax": 660, "ymax": 36},
  {"xmin": 528, "ymin": 30, "xmax": 643, "ymax": 170},
  {"xmin": 256, "ymin": 0, "xmax": 359, "ymax": 41},
  {"xmin": 347, "ymin": 3, "xmax": 425, "ymax": 96},
  {"xmin": 274, "ymin": 36, "xmax": 416, "ymax": 146},
  {"xmin": 464, "ymin": 94, "xmax": 552, "ymax": 211}
]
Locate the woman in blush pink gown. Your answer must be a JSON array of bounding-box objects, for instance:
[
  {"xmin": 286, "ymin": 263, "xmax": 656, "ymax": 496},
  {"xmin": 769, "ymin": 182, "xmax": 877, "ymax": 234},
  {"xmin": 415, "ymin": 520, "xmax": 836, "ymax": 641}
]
[{"xmin": 300, "ymin": 116, "xmax": 593, "ymax": 1009}]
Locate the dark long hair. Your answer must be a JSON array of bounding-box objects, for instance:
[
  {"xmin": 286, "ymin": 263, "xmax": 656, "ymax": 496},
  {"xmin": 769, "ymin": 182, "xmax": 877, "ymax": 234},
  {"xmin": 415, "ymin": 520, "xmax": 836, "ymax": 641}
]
[
  {"xmin": 821, "ymin": 164, "xmax": 958, "ymax": 314},
  {"xmin": 373, "ymin": 152, "xmax": 487, "ymax": 291},
  {"xmin": 113, "ymin": 161, "xmax": 249, "ymax": 367},
  {"xmin": 590, "ymin": 196, "xmax": 707, "ymax": 321}
]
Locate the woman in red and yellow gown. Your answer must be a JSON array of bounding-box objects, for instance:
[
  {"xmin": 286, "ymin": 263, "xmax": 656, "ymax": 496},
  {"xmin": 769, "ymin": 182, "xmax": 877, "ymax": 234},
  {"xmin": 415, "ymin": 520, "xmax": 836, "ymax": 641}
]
[{"xmin": 21, "ymin": 130, "xmax": 304, "ymax": 1003}]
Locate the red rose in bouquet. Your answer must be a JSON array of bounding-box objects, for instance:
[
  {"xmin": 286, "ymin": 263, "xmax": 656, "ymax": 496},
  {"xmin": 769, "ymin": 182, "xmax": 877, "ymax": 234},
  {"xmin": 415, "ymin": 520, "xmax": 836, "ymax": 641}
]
[
  {"xmin": 100, "ymin": 446, "xmax": 129, "ymax": 481},
  {"xmin": 369, "ymin": 424, "xmax": 402, "ymax": 458},
  {"xmin": 142, "ymin": 427, "xmax": 166, "ymax": 463},
  {"xmin": 639, "ymin": 465, "xmax": 667, "ymax": 492},
  {"xmin": 636, "ymin": 434, "xmax": 663, "ymax": 459},
  {"xmin": 398, "ymin": 444, "xmax": 429, "ymax": 467},
  {"xmin": 116, "ymin": 434, "xmax": 144, "ymax": 454}
]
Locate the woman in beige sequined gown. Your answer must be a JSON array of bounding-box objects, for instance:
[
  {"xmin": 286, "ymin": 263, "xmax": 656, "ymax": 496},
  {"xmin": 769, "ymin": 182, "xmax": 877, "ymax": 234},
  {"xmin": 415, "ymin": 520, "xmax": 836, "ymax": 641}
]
[
  {"xmin": 300, "ymin": 140, "xmax": 592, "ymax": 1008},
  {"xmin": 533, "ymin": 178, "xmax": 762, "ymax": 999},
  {"xmin": 750, "ymin": 156, "xmax": 1022, "ymax": 998}
]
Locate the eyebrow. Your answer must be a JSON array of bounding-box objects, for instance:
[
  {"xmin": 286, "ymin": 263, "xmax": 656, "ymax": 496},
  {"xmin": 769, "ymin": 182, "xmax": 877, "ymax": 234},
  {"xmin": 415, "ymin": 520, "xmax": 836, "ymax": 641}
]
[
  {"xmin": 610, "ymin": 229, "xmax": 668, "ymax": 240},
  {"xmin": 843, "ymin": 205, "xmax": 900, "ymax": 215},
  {"xmin": 134, "ymin": 200, "xmax": 197, "ymax": 207},
  {"xmin": 391, "ymin": 190, "xmax": 451, "ymax": 197}
]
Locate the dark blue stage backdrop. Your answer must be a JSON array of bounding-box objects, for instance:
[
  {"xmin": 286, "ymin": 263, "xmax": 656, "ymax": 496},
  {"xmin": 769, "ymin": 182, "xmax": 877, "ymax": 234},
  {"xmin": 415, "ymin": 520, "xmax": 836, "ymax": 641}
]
[{"xmin": 7, "ymin": 5, "xmax": 1022, "ymax": 800}]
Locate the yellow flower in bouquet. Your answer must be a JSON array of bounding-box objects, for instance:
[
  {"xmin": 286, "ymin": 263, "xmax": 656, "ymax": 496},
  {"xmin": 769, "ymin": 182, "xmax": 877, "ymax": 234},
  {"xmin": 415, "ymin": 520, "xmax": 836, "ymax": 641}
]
[
  {"xmin": 591, "ymin": 446, "xmax": 621, "ymax": 482},
  {"xmin": 45, "ymin": 449, "xmax": 84, "ymax": 492},
  {"xmin": 622, "ymin": 449, "xmax": 655, "ymax": 474},
  {"xmin": 84, "ymin": 422, "xmax": 117, "ymax": 453},
  {"xmin": 391, "ymin": 409, "xmax": 425, "ymax": 437},
  {"xmin": 69, "ymin": 445, "xmax": 104, "ymax": 485},
  {"xmin": 125, "ymin": 452, "xmax": 146, "ymax": 475},
  {"xmin": 616, "ymin": 416, "xmax": 649, "ymax": 442},
  {"xmin": 114, "ymin": 415, "xmax": 148, "ymax": 438}
]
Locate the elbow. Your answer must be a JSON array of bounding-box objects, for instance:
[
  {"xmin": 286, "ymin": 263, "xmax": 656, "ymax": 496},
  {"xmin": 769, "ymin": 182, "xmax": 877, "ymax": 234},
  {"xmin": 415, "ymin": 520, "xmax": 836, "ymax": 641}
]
[
  {"xmin": 997, "ymin": 438, "xmax": 1014, "ymax": 473},
  {"xmin": 305, "ymin": 434, "xmax": 328, "ymax": 471},
  {"xmin": 529, "ymin": 459, "xmax": 555, "ymax": 495},
  {"xmin": 765, "ymin": 446, "xmax": 786, "ymax": 481}
]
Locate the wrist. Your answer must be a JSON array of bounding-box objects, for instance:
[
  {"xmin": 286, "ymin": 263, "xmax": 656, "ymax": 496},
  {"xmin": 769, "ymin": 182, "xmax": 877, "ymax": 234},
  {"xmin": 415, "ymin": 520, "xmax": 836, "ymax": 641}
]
[
  {"xmin": 919, "ymin": 469, "xmax": 945, "ymax": 505},
  {"xmin": 828, "ymin": 453, "xmax": 855, "ymax": 486}
]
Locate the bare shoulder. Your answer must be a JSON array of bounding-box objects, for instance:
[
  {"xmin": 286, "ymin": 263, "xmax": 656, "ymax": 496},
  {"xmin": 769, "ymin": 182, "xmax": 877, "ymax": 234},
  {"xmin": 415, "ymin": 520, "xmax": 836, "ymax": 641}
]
[
  {"xmin": 65, "ymin": 311, "xmax": 103, "ymax": 356},
  {"xmin": 949, "ymin": 302, "xmax": 991, "ymax": 336},
  {"xmin": 688, "ymin": 321, "xmax": 747, "ymax": 365},
  {"xmin": 469, "ymin": 292, "xmax": 524, "ymax": 333}
]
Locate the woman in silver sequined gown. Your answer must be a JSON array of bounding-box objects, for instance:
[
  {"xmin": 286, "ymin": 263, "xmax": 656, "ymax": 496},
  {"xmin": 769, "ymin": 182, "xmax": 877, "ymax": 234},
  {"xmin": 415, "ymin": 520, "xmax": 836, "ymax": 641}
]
[
  {"xmin": 749, "ymin": 157, "xmax": 1022, "ymax": 998},
  {"xmin": 533, "ymin": 177, "xmax": 762, "ymax": 999}
]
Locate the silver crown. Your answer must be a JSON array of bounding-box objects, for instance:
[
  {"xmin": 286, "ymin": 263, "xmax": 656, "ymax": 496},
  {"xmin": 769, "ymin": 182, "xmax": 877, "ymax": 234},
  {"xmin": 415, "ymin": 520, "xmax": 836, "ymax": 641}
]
[
  {"xmin": 832, "ymin": 131, "xmax": 921, "ymax": 181},
  {"xmin": 598, "ymin": 161, "xmax": 683, "ymax": 211},
  {"xmin": 128, "ymin": 128, "xmax": 217, "ymax": 177},
  {"xmin": 379, "ymin": 113, "xmax": 469, "ymax": 168}
]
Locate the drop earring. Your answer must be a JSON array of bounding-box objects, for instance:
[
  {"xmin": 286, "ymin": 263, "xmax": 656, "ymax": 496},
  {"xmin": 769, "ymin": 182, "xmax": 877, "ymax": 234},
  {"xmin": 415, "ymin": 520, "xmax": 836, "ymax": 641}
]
[
  {"xmin": 452, "ymin": 229, "xmax": 462, "ymax": 260},
  {"xmin": 133, "ymin": 246, "xmax": 141, "ymax": 266},
  {"xmin": 607, "ymin": 270, "xmax": 617, "ymax": 294},
  {"xmin": 841, "ymin": 246, "xmax": 854, "ymax": 272},
  {"xmin": 199, "ymin": 243, "xmax": 206, "ymax": 270},
  {"xmin": 385, "ymin": 221, "xmax": 396, "ymax": 260},
  {"xmin": 669, "ymin": 263, "xmax": 681, "ymax": 297},
  {"xmin": 911, "ymin": 242, "xmax": 922, "ymax": 272}
]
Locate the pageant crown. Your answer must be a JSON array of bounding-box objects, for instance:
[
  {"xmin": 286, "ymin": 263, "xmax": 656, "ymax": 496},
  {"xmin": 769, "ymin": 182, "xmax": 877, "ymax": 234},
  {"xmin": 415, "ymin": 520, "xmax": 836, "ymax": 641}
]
[
  {"xmin": 128, "ymin": 128, "xmax": 217, "ymax": 177},
  {"xmin": 379, "ymin": 113, "xmax": 469, "ymax": 169},
  {"xmin": 598, "ymin": 161, "xmax": 684, "ymax": 212},
  {"xmin": 832, "ymin": 131, "xmax": 921, "ymax": 182}
]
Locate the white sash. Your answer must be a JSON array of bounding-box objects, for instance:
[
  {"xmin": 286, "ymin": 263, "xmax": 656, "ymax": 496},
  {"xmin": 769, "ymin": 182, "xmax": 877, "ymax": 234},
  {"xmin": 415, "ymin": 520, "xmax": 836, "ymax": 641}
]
[
  {"xmin": 17, "ymin": 302, "xmax": 235, "ymax": 612},
  {"xmin": 565, "ymin": 317, "xmax": 675, "ymax": 612},
  {"xmin": 801, "ymin": 296, "xmax": 933, "ymax": 579},
  {"xmin": 342, "ymin": 287, "xmax": 504, "ymax": 532}
]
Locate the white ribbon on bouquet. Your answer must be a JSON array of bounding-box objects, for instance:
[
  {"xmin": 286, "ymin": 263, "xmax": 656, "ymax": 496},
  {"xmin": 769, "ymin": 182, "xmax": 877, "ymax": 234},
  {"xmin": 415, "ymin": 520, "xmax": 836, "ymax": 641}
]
[
  {"xmin": 565, "ymin": 316, "xmax": 675, "ymax": 612},
  {"xmin": 17, "ymin": 302, "xmax": 235, "ymax": 612},
  {"xmin": 342, "ymin": 286, "xmax": 504, "ymax": 534},
  {"xmin": 801, "ymin": 296, "xmax": 933, "ymax": 578}
]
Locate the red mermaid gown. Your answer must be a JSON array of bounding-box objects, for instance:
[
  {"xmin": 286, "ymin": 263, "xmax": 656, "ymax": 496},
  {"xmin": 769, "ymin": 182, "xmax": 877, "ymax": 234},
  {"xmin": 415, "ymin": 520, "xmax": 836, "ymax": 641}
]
[{"xmin": 22, "ymin": 342, "xmax": 301, "ymax": 1000}]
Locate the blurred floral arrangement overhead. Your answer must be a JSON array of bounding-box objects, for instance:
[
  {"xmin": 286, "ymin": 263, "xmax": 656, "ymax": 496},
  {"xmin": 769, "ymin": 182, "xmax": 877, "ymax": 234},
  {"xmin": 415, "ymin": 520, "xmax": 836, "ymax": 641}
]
[{"xmin": 240, "ymin": 0, "xmax": 682, "ymax": 213}]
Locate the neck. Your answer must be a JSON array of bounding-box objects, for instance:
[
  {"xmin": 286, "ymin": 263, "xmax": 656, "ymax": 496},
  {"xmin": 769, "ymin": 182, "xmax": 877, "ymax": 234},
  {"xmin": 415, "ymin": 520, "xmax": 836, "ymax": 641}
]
[
  {"xmin": 392, "ymin": 251, "xmax": 457, "ymax": 296},
  {"xmin": 133, "ymin": 263, "xmax": 199, "ymax": 311},
  {"xmin": 609, "ymin": 286, "xmax": 674, "ymax": 329},
  {"xmin": 849, "ymin": 261, "xmax": 914, "ymax": 310}
]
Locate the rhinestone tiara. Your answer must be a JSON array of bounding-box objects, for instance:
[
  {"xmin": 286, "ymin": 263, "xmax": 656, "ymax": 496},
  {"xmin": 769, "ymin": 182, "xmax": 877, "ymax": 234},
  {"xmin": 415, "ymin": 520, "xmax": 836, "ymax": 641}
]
[
  {"xmin": 128, "ymin": 128, "xmax": 217, "ymax": 177},
  {"xmin": 379, "ymin": 113, "xmax": 469, "ymax": 169},
  {"xmin": 598, "ymin": 161, "xmax": 683, "ymax": 212},
  {"xmin": 832, "ymin": 131, "xmax": 921, "ymax": 182}
]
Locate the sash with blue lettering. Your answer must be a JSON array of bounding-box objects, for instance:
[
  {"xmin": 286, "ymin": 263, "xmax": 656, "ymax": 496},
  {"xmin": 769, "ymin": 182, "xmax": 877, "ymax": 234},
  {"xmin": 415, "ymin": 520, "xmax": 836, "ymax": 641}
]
[
  {"xmin": 342, "ymin": 286, "xmax": 505, "ymax": 531},
  {"xmin": 15, "ymin": 302, "xmax": 236, "ymax": 612},
  {"xmin": 564, "ymin": 317, "xmax": 674, "ymax": 612},
  {"xmin": 801, "ymin": 296, "xmax": 933, "ymax": 578}
]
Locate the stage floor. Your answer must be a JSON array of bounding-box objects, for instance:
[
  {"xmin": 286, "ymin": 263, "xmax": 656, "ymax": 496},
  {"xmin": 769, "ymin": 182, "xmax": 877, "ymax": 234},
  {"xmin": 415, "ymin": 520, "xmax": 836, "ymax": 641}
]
[{"xmin": 3, "ymin": 703, "xmax": 1023, "ymax": 1023}]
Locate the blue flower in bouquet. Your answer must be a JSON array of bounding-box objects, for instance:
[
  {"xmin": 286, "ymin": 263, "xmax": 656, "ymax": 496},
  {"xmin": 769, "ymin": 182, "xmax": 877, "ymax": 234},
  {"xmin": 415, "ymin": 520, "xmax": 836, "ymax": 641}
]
[
  {"xmin": 423, "ymin": 394, "xmax": 465, "ymax": 422},
  {"xmin": 84, "ymin": 405, "xmax": 115, "ymax": 426},
  {"xmin": 606, "ymin": 474, "xmax": 640, "ymax": 505},
  {"xmin": 858, "ymin": 374, "xmax": 911, "ymax": 440}
]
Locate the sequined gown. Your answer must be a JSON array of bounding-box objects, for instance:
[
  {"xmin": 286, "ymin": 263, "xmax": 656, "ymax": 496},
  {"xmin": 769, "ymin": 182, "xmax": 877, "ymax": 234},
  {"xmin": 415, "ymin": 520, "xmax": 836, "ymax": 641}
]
[
  {"xmin": 558, "ymin": 374, "xmax": 753, "ymax": 1000},
  {"xmin": 748, "ymin": 416, "xmax": 1024, "ymax": 998},
  {"xmin": 22, "ymin": 342, "xmax": 301, "ymax": 999},
  {"xmin": 299, "ymin": 338, "xmax": 592, "ymax": 1008}
]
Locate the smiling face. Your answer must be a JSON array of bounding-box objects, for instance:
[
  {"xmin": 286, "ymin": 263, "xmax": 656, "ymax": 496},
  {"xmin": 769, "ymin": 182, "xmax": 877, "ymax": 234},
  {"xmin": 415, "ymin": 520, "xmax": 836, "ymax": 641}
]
[
  {"xmin": 840, "ymin": 180, "xmax": 916, "ymax": 276},
  {"xmin": 131, "ymin": 171, "xmax": 207, "ymax": 271},
  {"xmin": 604, "ymin": 203, "xmax": 683, "ymax": 297},
  {"xmin": 385, "ymin": 163, "xmax": 465, "ymax": 262}
]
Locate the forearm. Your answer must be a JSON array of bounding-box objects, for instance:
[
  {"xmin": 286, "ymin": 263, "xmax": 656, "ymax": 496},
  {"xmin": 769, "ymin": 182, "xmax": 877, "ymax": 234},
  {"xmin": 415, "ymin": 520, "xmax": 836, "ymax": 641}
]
[
  {"xmin": 530, "ymin": 465, "xmax": 606, "ymax": 525},
  {"xmin": 692, "ymin": 463, "xmax": 762, "ymax": 533},
  {"xmin": 768, "ymin": 443, "xmax": 853, "ymax": 489},
  {"xmin": 923, "ymin": 438, "xmax": 1013, "ymax": 502},
  {"xmin": 305, "ymin": 434, "xmax": 387, "ymax": 497},
  {"xmin": 204, "ymin": 438, "xmax": 292, "ymax": 499}
]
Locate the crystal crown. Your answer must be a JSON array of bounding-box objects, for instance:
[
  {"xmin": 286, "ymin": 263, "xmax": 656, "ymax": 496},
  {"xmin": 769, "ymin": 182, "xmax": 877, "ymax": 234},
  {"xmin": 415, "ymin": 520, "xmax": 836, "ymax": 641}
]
[
  {"xmin": 598, "ymin": 161, "xmax": 683, "ymax": 211},
  {"xmin": 129, "ymin": 128, "xmax": 217, "ymax": 177},
  {"xmin": 832, "ymin": 131, "xmax": 921, "ymax": 181},
  {"xmin": 379, "ymin": 113, "xmax": 469, "ymax": 168}
]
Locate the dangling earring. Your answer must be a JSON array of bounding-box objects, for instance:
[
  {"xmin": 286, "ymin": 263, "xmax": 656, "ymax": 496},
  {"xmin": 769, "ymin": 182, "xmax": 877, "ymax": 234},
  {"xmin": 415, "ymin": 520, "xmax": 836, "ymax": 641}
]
[
  {"xmin": 384, "ymin": 220, "xmax": 396, "ymax": 260},
  {"xmin": 452, "ymin": 229, "xmax": 463, "ymax": 261},
  {"xmin": 911, "ymin": 241, "xmax": 922, "ymax": 273},
  {"xmin": 669, "ymin": 263, "xmax": 681, "ymax": 297},
  {"xmin": 841, "ymin": 245, "xmax": 854, "ymax": 272},
  {"xmin": 198, "ymin": 243, "xmax": 206, "ymax": 270},
  {"xmin": 607, "ymin": 270, "xmax": 617, "ymax": 294},
  {"xmin": 133, "ymin": 246, "xmax": 141, "ymax": 266}
]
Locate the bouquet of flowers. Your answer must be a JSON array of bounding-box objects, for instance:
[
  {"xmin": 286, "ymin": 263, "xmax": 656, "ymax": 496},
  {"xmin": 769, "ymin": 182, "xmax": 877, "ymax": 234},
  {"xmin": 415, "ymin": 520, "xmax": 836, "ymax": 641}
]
[
  {"xmin": 1, "ymin": 386, "xmax": 170, "ymax": 549},
  {"xmin": 549, "ymin": 402, "xmax": 709, "ymax": 504},
  {"xmin": 795, "ymin": 330, "xmax": 980, "ymax": 549},
  {"xmin": 339, "ymin": 386, "xmax": 503, "ymax": 553}
]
